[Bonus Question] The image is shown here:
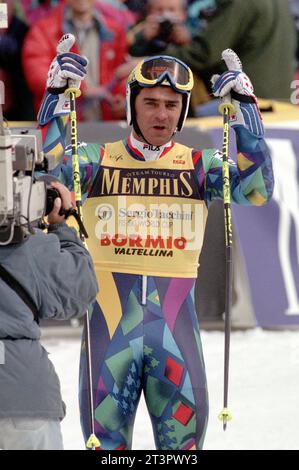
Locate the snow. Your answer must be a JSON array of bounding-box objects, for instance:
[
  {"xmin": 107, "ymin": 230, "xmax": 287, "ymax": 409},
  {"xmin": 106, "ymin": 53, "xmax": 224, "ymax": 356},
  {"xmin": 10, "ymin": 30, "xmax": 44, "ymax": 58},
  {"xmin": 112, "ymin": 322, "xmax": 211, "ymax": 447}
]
[{"xmin": 41, "ymin": 328, "xmax": 299, "ymax": 450}]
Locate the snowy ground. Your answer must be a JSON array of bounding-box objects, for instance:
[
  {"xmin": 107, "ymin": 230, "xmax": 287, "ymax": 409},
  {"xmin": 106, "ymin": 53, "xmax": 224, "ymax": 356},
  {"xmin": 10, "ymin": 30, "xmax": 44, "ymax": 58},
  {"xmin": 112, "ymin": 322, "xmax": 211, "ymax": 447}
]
[{"xmin": 41, "ymin": 328, "xmax": 299, "ymax": 450}]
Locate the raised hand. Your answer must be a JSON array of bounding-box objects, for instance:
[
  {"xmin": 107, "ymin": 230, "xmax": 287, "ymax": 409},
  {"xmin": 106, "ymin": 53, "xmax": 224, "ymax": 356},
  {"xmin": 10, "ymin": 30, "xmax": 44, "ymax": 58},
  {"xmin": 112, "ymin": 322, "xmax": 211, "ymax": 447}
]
[
  {"xmin": 38, "ymin": 34, "xmax": 88, "ymax": 125},
  {"xmin": 211, "ymin": 49, "xmax": 264, "ymax": 137},
  {"xmin": 212, "ymin": 49, "xmax": 254, "ymax": 98},
  {"xmin": 47, "ymin": 34, "xmax": 88, "ymax": 92}
]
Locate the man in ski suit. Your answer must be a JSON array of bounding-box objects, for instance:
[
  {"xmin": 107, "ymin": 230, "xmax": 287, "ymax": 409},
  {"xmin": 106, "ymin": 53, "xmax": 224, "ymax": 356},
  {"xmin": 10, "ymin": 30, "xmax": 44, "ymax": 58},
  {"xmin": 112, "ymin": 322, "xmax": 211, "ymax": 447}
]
[{"xmin": 38, "ymin": 35, "xmax": 273, "ymax": 450}]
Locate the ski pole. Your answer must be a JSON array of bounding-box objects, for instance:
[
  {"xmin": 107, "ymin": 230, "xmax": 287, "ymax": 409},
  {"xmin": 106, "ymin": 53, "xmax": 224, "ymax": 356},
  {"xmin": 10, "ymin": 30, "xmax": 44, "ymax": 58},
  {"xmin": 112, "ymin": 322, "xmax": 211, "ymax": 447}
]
[
  {"xmin": 66, "ymin": 86, "xmax": 100, "ymax": 450},
  {"xmin": 57, "ymin": 34, "xmax": 100, "ymax": 450},
  {"xmin": 218, "ymin": 98, "xmax": 235, "ymax": 431}
]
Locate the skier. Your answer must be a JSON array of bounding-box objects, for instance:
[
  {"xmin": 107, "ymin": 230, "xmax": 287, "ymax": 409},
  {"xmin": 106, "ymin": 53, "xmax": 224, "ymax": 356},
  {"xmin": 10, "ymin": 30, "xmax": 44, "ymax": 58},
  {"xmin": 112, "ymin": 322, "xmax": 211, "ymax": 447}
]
[
  {"xmin": 0, "ymin": 181, "xmax": 98, "ymax": 450},
  {"xmin": 38, "ymin": 35, "xmax": 273, "ymax": 449}
]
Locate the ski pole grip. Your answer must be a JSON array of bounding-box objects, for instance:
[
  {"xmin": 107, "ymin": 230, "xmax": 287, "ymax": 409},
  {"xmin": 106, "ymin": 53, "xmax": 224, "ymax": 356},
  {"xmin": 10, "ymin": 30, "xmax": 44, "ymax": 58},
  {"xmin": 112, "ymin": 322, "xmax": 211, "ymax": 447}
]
[
  {"xmin": 219, "ymin": 95, "xmax": 235, "ymax": 116},
  {"xmin": 64, "ymin": 85, "xmax": 81, "ymax": 98}
]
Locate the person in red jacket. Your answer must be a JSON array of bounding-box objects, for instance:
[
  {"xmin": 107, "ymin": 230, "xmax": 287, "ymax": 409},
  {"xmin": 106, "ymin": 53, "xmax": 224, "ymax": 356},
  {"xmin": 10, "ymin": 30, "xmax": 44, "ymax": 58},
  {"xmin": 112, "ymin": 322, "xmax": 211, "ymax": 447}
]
[{"xmin": 22, "ymin": 0, "xmax": 128, "ymax": 121}]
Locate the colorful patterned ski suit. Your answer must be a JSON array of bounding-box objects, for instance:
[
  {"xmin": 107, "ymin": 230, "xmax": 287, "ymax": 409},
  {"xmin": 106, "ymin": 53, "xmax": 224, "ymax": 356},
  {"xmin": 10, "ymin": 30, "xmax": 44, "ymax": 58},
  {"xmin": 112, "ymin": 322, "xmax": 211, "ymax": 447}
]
[{"xmin": 43, "ymin": 121, "xmax": 273, "ymax": 449}]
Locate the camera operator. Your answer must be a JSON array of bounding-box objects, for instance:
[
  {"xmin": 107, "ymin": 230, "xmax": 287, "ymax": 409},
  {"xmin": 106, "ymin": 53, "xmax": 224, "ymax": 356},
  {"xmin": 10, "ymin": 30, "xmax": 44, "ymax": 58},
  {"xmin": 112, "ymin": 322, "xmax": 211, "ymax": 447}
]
[
  {"xmin": 128, "ymin": 0, "xmax": 191, "ymax": 56},
  {"xmin": 0, "ymin": 181, "xmax": 98, "ymax": 450}
]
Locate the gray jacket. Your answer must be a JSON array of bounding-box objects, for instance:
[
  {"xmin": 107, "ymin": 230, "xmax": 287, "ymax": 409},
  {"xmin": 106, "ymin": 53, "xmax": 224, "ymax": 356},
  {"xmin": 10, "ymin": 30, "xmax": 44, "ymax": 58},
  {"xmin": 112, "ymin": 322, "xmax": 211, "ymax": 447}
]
[{"xmin": 0, "ymin": 223, "xmax": 98, "ymax": 420}]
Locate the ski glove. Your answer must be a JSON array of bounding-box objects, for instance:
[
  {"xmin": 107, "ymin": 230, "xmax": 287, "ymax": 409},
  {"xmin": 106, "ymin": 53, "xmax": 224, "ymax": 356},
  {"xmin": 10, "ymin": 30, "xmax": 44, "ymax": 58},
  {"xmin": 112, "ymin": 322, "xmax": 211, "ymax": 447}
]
[
  {"xmin": 211, "ymin": 49, "xmax": 264, "ymax": 137},
  {"xmin": 38, "ymin": 34, "xmax": 88, "ymax": 125},
  {"xmin": 47, "ymin": 35, "xmax": 88, "ymax": 92}
]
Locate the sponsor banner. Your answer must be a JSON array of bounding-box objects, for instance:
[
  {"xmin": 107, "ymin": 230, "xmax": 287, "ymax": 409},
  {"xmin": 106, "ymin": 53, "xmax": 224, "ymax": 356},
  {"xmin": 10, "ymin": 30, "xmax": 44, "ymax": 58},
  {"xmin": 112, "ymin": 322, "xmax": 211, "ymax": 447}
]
[
  {"xmin": 84, "ymin": 195, "xmax": 207, "ymax": 277},
  {"xmin": 210, "ymin": 126, "xmax": 299, "ymax": 327},
  {"xmin": 94, "ymin": 166, "xmax": 200, "ymax": 198}
]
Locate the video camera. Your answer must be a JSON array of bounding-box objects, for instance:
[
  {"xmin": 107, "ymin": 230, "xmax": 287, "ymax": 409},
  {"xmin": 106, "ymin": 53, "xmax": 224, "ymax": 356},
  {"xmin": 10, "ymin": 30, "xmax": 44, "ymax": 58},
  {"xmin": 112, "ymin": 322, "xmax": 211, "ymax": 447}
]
[{"xmin": 0, "ymin": 123, "xmax": 59, "ymax": 245}]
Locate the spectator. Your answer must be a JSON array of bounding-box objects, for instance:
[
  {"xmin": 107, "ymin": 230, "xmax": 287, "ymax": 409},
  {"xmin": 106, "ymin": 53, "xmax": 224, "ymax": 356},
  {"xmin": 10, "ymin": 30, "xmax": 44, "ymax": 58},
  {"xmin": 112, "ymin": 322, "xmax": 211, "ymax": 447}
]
[
  {"xmin": 20, "ymin": 0, "xmax": 60, "ymax": 25},
  {"xmin": 98, "ymin": 0, "xmax": 137, "ymax": 29},
  {"xmin": 162, "ymin": 0, "xmax": 297, "ymax": 101},
  {"xmin": 22, "ymin": 0, "xmax": 128, "ymax": 120},
  {"xmin": 0, "ymin": 0, "xmax": 34, "ymax": 121},
  {"xmin": 127, "ymin": 0, "xmax": 211, "ymax": 109},
  {"xmin": 122, "ymin": 0, "xmax": 147, "ymax": 15},
  {"xmin": 187, "ymin": 0, "xmax": 216, "ymax": 36},
  {"xmin": 128, "ymin": 0, "xmax": 192, "ymax": 57}
]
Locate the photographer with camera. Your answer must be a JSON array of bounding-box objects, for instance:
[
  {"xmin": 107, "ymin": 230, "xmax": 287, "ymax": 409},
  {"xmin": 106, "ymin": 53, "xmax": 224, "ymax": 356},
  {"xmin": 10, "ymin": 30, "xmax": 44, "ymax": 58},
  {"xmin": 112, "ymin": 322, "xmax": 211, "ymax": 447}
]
[
  {"xmin": 127, "ymin": 0, "xmax": 192, "ymax": 57},
  {"xmin": 0, "ymin": 173, "xmax": 98, "ymax": 449}
]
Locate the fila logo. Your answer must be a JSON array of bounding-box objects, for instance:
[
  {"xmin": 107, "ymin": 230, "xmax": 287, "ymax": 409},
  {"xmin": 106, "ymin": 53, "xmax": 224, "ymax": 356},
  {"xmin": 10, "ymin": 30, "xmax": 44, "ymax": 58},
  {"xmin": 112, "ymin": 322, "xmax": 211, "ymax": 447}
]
[{"xmin": 143, "ymin": 144, "xmax": 161, "ymax": 151}]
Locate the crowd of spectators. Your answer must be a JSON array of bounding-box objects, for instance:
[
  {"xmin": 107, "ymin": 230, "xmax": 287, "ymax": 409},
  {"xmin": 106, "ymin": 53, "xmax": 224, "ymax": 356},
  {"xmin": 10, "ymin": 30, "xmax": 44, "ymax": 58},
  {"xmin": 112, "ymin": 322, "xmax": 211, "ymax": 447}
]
[{"xmin": 1, "ymin": 0, "xmax": 298, "ymax": 121}]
